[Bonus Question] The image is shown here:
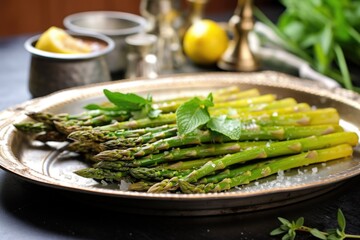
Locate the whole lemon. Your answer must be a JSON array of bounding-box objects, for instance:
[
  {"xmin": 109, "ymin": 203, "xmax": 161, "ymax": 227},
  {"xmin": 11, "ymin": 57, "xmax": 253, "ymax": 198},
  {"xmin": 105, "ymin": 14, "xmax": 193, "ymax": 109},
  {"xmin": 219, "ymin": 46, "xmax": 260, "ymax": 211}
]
[{"xmin": 183, "ymin": 19, "xmax": 229, "ymax": 65}]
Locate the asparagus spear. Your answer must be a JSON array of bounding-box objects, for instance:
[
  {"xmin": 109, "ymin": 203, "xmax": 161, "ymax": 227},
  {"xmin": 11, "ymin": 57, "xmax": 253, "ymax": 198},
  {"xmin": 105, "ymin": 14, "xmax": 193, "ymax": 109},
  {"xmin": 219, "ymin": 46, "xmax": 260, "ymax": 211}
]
[
  {"xmin": 212, "ymin": 98, "xmax": 298, "ymax": 113},
  {"xmin": 131, "ymin": 142, "xmax": 268, "ymax": 167},
  {"xmin": 101, "ymin": 127, "xmax": 178, "ymax": 149},
  {"xmin": 14, "ymin": 122, "xmax": 53, "ymax": 134},
  {"xmin": 93, "ymin": 124, "xmax": 342, "ymax": 162},
  {"xmin": 179, "ymin": 144, "xmax": 354, "ymax": 193},
  {"xmin": 213, "ymin": 94, "xmax": 277, "ymax": 108},
  {"xmin": 147, "ymin": 132, "xmax": 358, "ymax": 193},
  {"xmin": 28, "ymin": 109, "xmax": 130, "ymax": 123},
  {"xmin": 130, "ymin": 167, "xmax": 193, "ymax": 181},
  {"xmin": 216, "ymin": 103, "xmax": 311, "ymax": 119},
  {"xmin": 92, "ymin": 156, "xmax": 218, "ymax": 171},
  {"xmin": 96, "ymin": 113, "xmax": 177, "ymax": 131},
  {"xmin": 68, "ymin": 124, "xmax": 176, "ymax": 142},
  {"xmin": 75, "ymin": 167, "xmax": 128, "ymax": 181},
  {"xmin": 67, "ymin": 141, "xmax": 103, "ymax": 153},
  {"xmin": 128, "ymin": 181, "xmax": 156, "ymax": 192}
]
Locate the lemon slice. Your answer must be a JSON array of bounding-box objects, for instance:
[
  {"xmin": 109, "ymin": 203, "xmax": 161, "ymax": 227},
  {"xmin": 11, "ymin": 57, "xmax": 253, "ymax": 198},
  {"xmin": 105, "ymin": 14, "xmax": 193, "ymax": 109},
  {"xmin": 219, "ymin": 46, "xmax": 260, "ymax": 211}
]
[
  {"xmin": 35, "ymin": 26, "xmax": 92, "ymax": 54},
  {"xmin": 183, "ymin": 19, "xmax": 229, "ymax": 65}
]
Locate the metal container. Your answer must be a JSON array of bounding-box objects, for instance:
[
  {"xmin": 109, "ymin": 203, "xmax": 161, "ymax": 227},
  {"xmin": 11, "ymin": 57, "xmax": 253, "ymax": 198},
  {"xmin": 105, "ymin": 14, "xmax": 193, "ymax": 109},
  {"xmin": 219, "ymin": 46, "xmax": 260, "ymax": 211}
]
[
  {"xmin": 63, "ymin": 11, "xmax": 147, "ymax": 74},
  {"xmin": 24, "ymin": 32, "xmax": 114, "ymax": 98}
]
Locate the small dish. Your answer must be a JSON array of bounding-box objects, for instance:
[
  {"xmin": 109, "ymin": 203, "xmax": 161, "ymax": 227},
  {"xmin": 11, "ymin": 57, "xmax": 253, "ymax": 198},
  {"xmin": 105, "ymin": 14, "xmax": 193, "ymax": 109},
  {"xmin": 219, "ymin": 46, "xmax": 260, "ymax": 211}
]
[{"xmin": 24, "ymin": 32, "xmax": 115, "ymax": 98}]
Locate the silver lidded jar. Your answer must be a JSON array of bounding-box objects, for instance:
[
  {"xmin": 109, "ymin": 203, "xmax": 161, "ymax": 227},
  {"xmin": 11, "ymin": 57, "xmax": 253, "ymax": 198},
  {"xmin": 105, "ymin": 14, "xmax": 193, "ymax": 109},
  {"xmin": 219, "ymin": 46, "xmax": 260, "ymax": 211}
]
[{"xmin": 63, "ymin": 11, "xmax": 147, "ymax": 74}]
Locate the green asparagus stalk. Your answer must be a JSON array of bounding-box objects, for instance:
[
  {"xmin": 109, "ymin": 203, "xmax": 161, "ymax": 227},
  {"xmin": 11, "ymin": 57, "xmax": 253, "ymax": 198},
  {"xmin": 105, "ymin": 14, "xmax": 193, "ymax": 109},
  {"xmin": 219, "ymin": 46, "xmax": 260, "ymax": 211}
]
[
  {"xmin": 244, "ymin": 108, "xmax": 340, "ymax": 126},
  {"xmin": 213, "ymin": 88, "xmax": 260, "ymax": 102},
  {"xmin": 147, "ymin": 132, "xmax": 358, "ymax": 193},
  {"xmin": 179, "ymin": 144, "xmax": 354, "ymax": 193},
  {"xmin": 128, "ymin": 181, "xmax": 157, "ymax": 192},
  {"xmin": 93, "ymin": 124, "xmax": 342, "ymax": 162},
  {"xmin": 215, "ymin": 103, "xmax": 311, "ymax": 119},
  {"xmin": 96, "ymin": 113, "xmax": 177, "ymax": 131},
  {"xmin": 132, "ymin": 142, "xmax": 268, "ymax": 167},
  {"xmin": 213, "ymin": 94, "xmax": 276, "ymax": 108},
  {"xmin": 75, "ymin": 168, "xmax": 128, "ymax": 181},
  {"xmin": 101, "ymin": 127, "xmax": 178, "ymax": 149},
  {"xmin": 67, "ymin": 141, "xmax": 103, "ymax": 153},
  {"xmin": 26, "ymin": 112, "xmax": 68, "ymax": 125},
  {"xmin": 165, "ymin": 157, "xmax": 218, "ymax": 170},
  {"xmin": 130, "ymin": 167, "xmax": 193, "ymax": 181},
  {"xmin": 92, "ymin": 157, "xmax": 217, "ymax": 171},
  {"xmin": 68, "ymin": 124, "xmax": 176, "ymax": 142},
  {"xmin": 28, "ymin": 109, "xmax": 130, "ymax": 122},
  {"xmin": 14, "ymin": 122, "xmax": 53, "ymax": 134},
  {"xmin": 54, "ymin": 120, "xmax": 93, "ymax": 135},
  {"xmin": 222, "ymin": 98, "xmax": 298, "ymax": 112}
]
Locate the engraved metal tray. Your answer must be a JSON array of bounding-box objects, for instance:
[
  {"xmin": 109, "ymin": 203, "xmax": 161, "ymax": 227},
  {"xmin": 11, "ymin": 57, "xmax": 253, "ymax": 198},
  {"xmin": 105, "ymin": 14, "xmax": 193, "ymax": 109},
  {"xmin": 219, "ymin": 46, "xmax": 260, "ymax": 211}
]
[{"xmin": 1, "ymin": 71, "xmax": 359, "ymax": 216}]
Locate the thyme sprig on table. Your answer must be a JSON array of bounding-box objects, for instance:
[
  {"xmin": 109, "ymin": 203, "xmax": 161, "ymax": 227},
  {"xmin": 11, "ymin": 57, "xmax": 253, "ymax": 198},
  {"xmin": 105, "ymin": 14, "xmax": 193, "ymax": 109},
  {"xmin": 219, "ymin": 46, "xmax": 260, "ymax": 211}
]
[{"xmin": 271, "ymin": 209, "xmax": 360, "ymax": 240}]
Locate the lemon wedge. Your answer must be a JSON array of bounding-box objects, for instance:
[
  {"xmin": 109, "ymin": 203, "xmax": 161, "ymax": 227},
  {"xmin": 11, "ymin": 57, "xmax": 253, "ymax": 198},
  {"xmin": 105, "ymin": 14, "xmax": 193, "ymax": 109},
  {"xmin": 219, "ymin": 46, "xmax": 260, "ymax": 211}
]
[
  {"xmin": 35, "ymin": 26, "xmax": 92, "ymax": 54},
  {"xmin": 183, "ymin": 19, "xmax": 229, "ymax": 65}
]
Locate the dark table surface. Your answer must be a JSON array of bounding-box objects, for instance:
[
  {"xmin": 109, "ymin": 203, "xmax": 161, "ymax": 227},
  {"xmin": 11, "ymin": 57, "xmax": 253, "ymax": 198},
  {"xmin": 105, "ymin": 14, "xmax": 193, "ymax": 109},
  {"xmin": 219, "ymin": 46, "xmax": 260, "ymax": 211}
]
[{"xmin": 1, "ymin": 9, "xmax": 360, "ymax": 240}]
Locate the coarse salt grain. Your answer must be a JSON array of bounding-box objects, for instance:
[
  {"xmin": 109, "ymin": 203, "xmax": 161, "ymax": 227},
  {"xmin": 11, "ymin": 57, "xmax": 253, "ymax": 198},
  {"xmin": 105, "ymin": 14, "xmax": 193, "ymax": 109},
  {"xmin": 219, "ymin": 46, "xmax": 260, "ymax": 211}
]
[{"xmin": 119, "ymin": 180, "xmax": 130, "ymax": 191}]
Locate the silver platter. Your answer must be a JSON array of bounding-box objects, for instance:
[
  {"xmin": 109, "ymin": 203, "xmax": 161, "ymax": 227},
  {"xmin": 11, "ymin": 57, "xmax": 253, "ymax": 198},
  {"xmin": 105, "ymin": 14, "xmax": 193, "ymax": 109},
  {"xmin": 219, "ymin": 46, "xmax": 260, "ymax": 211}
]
[{"xmin": 1, "ymin": 71, "xmax": 359, "ymax": 216}]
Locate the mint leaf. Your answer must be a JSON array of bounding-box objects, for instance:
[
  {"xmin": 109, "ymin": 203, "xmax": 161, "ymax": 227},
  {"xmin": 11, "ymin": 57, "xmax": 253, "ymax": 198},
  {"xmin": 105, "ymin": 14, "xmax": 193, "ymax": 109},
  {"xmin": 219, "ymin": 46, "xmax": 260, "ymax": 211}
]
[
  {"xmin": 83, "ymin": 103, "xmax": 119, "ymax": 111},
  {"xmin": 176, "ymin": 94, "xmax": 213, "ymax": 135},
  {"xmin": 102, "ymin": 89, "xmax": 160, "ymax": 119},
  {"xmin": 207, "ymin": 115, "xmax": 242, "ymax": 140},
  {"xmin": 103, "ymin": 89, "xmax": 150, "ymax": 111}
]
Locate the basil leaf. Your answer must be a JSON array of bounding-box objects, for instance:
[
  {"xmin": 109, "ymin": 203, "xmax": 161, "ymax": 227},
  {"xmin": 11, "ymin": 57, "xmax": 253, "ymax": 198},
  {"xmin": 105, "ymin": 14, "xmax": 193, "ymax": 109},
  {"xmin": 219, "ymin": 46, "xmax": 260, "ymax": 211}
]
[
  {"xmin": 176, "ymin": 96, "xmax": 213, "ymax": 136},
  {"xmin": 103, "ymin": 89, "xmax": 150, "ymax": 111},
  {"xmin": 207, "ymin": 115, "xmax": 242, "ymax": 140}
]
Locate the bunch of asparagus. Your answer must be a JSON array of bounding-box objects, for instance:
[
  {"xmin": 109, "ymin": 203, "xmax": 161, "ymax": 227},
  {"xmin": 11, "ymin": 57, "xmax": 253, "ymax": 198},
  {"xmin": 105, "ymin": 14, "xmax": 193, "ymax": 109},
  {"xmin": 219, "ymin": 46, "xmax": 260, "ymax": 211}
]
[{"xmin": 14, "ymin": 86, "xmax": 359, "ymax": 194}]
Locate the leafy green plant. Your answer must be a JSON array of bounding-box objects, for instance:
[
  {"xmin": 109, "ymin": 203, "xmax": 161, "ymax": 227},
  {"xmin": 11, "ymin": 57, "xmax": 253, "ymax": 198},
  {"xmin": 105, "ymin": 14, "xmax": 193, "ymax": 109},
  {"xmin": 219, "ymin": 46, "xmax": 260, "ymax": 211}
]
[
  {"xmin": 270, "ymin": 209, "xmax": 360, "ymax": 239},
  {"xmin": 255, "ymin": 0, "xmax": 360, "ymax": 92}
]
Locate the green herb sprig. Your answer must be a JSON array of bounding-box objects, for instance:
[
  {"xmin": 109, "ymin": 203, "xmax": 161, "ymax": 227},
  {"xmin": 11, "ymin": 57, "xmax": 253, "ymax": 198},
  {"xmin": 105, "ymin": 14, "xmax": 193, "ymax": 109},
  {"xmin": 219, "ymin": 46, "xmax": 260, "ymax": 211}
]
[
  {"xmin": 271, "ymin": 209, "xmax": 360, "ymax": 240},
  {"xmin": 84, "ymin": 89, "xmax": 161, "ymax": 119},
  {"xmin": 175, "ymin": 94, "xmax": 243, "ymax": 140}
]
